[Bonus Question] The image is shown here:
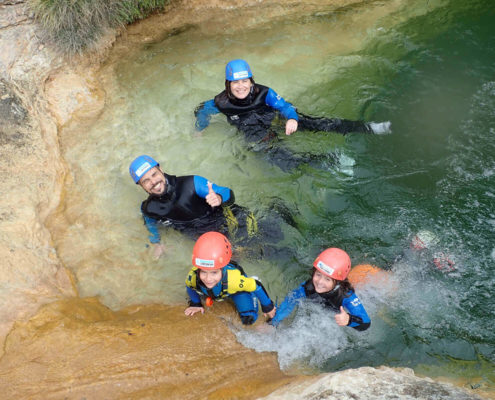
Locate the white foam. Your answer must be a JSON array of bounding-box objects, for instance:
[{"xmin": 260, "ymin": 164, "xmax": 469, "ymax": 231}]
[
  {"xmin": 369, "ymin": 121, "xmax": 392, "ymax": 134},
  {"xmin": 236, "ymin": 302, "xmax": 348, "ymax": 369}
]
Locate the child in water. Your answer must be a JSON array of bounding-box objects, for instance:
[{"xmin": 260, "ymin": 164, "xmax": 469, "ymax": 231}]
[
  {"xmin": 185, "ymin": 231, "xmax": 277, "ymax": 325},
  {"xmin": 269, "ymin": 248, "xmax": 371, "ymax": 331},
  {"xmin": 195, "ymin": 59, "xmax": 391, "ymax": 170}
]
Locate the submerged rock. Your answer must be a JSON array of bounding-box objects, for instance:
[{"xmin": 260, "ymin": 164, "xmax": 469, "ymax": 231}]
[{"xmin": 261, "ymin": 366, "xmax": 485, "ymax": 400}]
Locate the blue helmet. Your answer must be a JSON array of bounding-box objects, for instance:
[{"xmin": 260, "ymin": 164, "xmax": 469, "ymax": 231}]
[
  {"xmin": 225, "ymin": 59, "xmax": 253, "ymax": 81},
  {"xmin": 129, "ymin": 155, "xmax": 159, "ymax": 184}
]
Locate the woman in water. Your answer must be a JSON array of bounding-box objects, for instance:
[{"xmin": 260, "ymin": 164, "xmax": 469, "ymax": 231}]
[{"xmin": 195, "ymin": 59, "xmax": 391, "ymax": 170}]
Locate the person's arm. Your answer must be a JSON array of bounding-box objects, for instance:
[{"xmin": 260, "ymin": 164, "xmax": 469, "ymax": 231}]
[
  {"xmin": 184, "ymin": 278, "xmax": 205, "ymax": 316},
  {"xmin": 269, "ymin": 284, "xmax": 306, "ymax": 326},
  {"xmin": 193, "ymin": 175, "xmax": 235, "ymax": 207},
  {"xmin": 186, "ymin": 286, "xmax": 203, "ymax": 307},
  {"xmin": 252, "ymin": 280, "xmax": 276, "ymax": 317},
  {"xmin": 141, "ymin": 213, "xmax": 165, "ymax": 258},
  {"xmin": 226, "ymin": 269, "xmax": 276, "ymax": 318},
  {"xmin": 265, "ymin": 88, "xmax": 299, "ymax": 121},
  {"xmin": 341, "ymin": 292, "xmax": 371, "ymax": 331},
  {"xmin": 265, "ymin": 88, "xmax": 299, "ymax": 135},
  {"xmin": 143, "ymin": 214, "xmax": 161, "ymax": 244},
  {"xmin": 194, "ymin": 99, "xmax": 220, "ymax": 131}
]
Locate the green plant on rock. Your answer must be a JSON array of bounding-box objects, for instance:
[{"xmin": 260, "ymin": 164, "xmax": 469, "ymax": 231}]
[{"xmin": 28, "ymin": 0, "xmax": 170, "ymax": 54}]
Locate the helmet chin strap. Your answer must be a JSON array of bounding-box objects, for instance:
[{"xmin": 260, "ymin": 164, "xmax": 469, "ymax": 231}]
[
  {"xmin": 328, "ymin": 283, "xmax": 340, "ymax": 293},
  {"xmin": 163, "ymin": 176, "xmax": 172, "ymax": 195}
]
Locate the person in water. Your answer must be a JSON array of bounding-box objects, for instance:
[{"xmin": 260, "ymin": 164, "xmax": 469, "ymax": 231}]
[
  {"xmin": 195, "ymin": 59, "xmax": 391, "ymax": 170},
  {"xmin": 409, "ymin": 230, "xmax": 455, "ymax": 272},
  {"xmin": 185, "ymin": 231, "xmax": 277, "ymax": 325},
  {"xmin": 129, "ymin": 155, "xmax": 257, "ymax": 259},
  {"xmin": 269, "ymin": 247, "xmax": 371, "ymax": 331}
]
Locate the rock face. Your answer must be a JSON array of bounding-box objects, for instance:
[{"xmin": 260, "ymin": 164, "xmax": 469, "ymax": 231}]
[
  {"xmin": 0, "ymin": 299, "xmax": 292, "ymax": 399},
  {"xmin": 260, "ymin": 366, "xmax": 485, "ymax": 400},
  {"xmin": 0, "ymin": 0, "xmax": 76, "ymax": 355}
]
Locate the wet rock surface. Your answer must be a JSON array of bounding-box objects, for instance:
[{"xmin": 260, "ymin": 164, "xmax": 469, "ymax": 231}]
[
  {"xmin": 261, "ymin": 366, "xmax": 485, "ymax": 400},
  {"xmin": 0, "ymin": 299, "xmax": 292, "ymax": 399}
]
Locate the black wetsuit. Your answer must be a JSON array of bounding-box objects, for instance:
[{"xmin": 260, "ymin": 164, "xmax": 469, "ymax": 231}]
[
  {"xmin": 195, "ymin": 84, "xmax": 373, "ymax": 170},
  {"xmin": 141, "ymin": 173, "xmax": 239, "ymax": 243}
]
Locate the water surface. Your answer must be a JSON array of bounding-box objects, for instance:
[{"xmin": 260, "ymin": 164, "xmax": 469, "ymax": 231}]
[{"xmin": 56, "ymin": 0, "xmax": 494, "ymax": 391}]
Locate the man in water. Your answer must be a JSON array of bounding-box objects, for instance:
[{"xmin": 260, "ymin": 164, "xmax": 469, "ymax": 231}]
[{"xmin": 129, "ymin": 155, "xmax": 257, "ymax": 259}]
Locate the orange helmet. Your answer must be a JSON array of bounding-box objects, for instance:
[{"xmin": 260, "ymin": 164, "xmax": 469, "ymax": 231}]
[
  {"xmin": 313, "ymin": 248, "xmax": 351, "ymax": 281},
  {"xmin": 192, "ymin": 232, "xmax": 232, "ymax": 270}
]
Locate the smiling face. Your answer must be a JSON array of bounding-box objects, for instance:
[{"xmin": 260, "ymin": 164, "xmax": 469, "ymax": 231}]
[
  {"xmin": 199, "ymin": 269, "xmax": 223, "ymax": 289},
  {"xmin": 229, "ymin": 78, "xmax": 253, "ymax": 100},
  {"xmin": 138, "ymin": 166, "xmax": 167, "ymax": 195},
  {"xmin": 312, "ymin": 270, "xmax": 337, "ymax": 293}
]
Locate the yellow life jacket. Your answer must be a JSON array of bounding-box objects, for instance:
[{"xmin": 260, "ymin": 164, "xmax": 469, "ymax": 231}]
[{"xmin": 185, "ymin": 263, "xmax": 257, "ymax": 299}]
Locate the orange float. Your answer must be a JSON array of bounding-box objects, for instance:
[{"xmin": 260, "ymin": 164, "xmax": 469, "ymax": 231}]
[{"xmin": 348, "ymin": 264, "xmax": 391, "ymax": 287}]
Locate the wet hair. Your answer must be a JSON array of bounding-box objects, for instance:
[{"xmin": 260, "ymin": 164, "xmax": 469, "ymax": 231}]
[
  {"xmin": 225, "ymin": 77, "xmax": 258, "ymax": 100},
  {"xmin": 311, "ymin": 267, "xmax": 354, "ymax": 294}
]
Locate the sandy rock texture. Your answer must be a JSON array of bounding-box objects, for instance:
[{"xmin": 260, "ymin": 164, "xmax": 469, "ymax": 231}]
[{"xmin": 0, "ymin": 298, "xmax": 293, "ymax": 399}]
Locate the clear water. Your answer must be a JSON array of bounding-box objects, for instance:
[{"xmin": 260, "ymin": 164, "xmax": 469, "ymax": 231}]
[{"xmin": 56, "ymin": 0, "xmax": 495, "ymax": 390}]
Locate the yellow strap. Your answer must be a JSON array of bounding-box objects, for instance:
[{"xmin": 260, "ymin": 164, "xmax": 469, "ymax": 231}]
[
  {"xmin": 223, "ymin": 206, "xmax": 239, "ymax": 237},
  {"xmin": 246, "ymin": 211, "xmax": 258, "ymax": 237},
  {"xmin": 185, "ymin": 267, "xmax": 198, "ymax": 287}
]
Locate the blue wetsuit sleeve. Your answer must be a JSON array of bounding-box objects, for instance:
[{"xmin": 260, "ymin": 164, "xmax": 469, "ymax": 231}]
[
  {"xmin": 342, "ymin": 291, "xmax": 371, "ymax": 331},
  {"xmin": 186, "ymin": 286, "xmax": 202, "ymax": 307},
  {"xmin": 193, "ymin": 175, "xmax": 233, "ymax": 204},
  {"xmin": 143, "ymin": 213, "xmax": 161, "ymax": 244},
  {"xmin": 253, "ymin": 281, "xmax": 275, "ymax": 313},
  {"xmin": 269, "ymin": 283, "xmax": 306, "ymax": 326},
  {"xmin": 194, "ymin": 99, "xmax": 220, "ymax": 130},
  {"xmin": 265, "ymin": 88, "xmax": 299, "ymax": 121}
]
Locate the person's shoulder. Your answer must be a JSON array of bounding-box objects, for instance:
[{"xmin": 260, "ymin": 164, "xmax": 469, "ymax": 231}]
[
  {"xmin": 176, "ymin": 174, "xmax": 195, "ymax": 184},
  {"xmin": 286, "ymin": 281, "xmax": 309, "ymax": 299},
  {"xmin": 226, "ymin": 264, "xmax": 243, "ymax": 276},
  {"xmin": 186, "ymin": 267, "xmax": 198, "ymax": 286},
  {"xmin": 343, "ymin": 290, "xmax": 363, "ymax": 306},
  {"xmin": 255, "ymin": 84, "xmax": 270, "ymax": 94},
  {"xmin": 141, "ymin": 196, "xmax": 153, "ymax": 211},
  {"xmin": 214, "ymin": 90, "xmax": 228, "ymax": 103}
]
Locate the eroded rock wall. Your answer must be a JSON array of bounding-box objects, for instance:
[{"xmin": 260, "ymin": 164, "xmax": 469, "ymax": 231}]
[{"xmin": 0, "ymin": 0, "xmax": 75, "ymax": 354}]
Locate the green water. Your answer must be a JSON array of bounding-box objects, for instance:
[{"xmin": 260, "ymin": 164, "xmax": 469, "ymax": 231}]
[{"xmin": 58, "ymin": 0, "xmax": 494, "ymax": 391}]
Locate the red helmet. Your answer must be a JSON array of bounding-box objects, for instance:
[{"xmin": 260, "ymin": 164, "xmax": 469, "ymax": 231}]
[
  {"xmin": 192, "ymin": 232, "xmax": 232, "ymax": 270},
  {"xmin": 313, "ymin": 248, "xmax": 351, "ymax": 281}
]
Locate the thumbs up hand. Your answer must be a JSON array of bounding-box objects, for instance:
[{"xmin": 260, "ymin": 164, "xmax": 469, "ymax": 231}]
[
  {"xmin": 205, "ymin": 181, "xmax": 222, "ymax": 208},
  {"xmin": 335, "ymin": 306, "xmax": 350, "ymax": 326}
]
